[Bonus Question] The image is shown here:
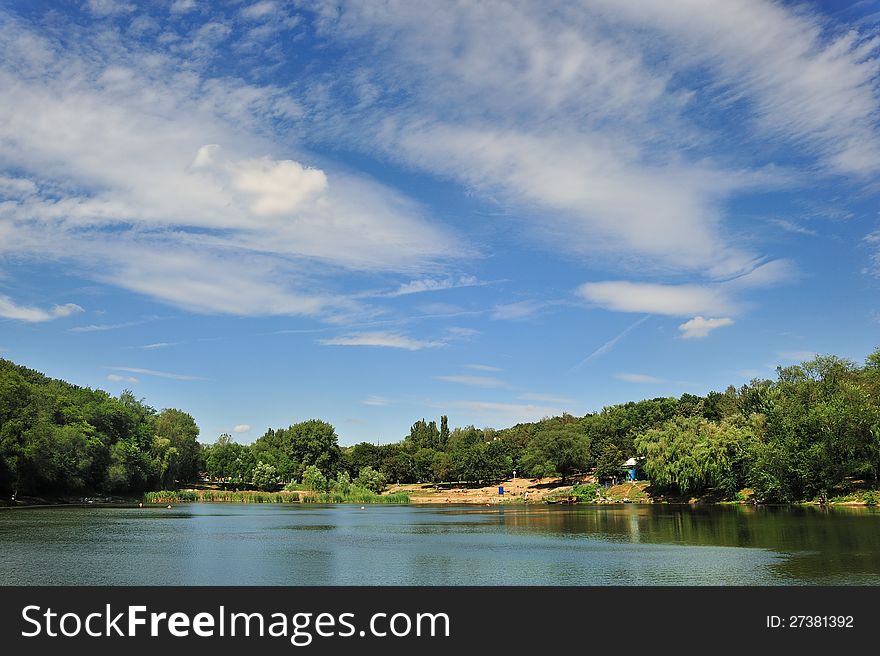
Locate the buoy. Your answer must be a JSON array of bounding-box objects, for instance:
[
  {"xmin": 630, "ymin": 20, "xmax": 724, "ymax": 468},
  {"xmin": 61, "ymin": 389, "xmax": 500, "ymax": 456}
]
[
  {"xmin": 360, "ymin": 506, "xmax": 365, "ymax": 509},
  {"xmin": 167, "ymin": 505, "xmax": 172, "ymax": 509}
]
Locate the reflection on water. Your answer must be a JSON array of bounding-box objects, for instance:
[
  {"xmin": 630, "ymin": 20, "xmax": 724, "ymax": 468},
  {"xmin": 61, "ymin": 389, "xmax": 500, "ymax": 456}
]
[{"xmin": 1, "ymin": 504, "xmax": 878, "ymax": 585}]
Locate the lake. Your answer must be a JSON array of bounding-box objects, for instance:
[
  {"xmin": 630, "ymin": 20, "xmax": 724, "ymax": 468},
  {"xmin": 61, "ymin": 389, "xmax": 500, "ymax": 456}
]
[{"xmin": 2, "ymin": 503, "xmax": 879, "ymax": 585}]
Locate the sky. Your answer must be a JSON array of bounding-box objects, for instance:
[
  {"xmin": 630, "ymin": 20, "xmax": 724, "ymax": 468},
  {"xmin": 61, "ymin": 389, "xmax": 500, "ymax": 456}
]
[{"xmin": 0, "ymin": 0, "xmax": 879, "ymax": 446}]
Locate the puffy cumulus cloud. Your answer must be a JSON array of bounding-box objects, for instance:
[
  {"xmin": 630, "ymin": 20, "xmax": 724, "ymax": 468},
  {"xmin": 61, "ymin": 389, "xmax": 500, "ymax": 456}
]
[
  {"xmin": 0, "ymin": 296, "xmax": 83, "ymax": 322},
  {"xmin": 232, "ymin": 424, "xmax": 251, "ymax": 433},
  {"xmin": 169, "ymin": 0, "xmax": 197, "ymax": 14},
  {"xmin": 678, "ymin": 316, "xmax": 734, "ymax": 339},
  {"xmin": 191, "ymin": 146, "xmax": 328, "ymax": 216},
  {"xmin": 240, "ymin": 1, "xmax": 277, "ymax": 21},
  {"xmin": 318, "ymin": 331, "xmax": 445, "ymax": 350},
  {"xmin": 578, "ymin": 281, "xmax": 734, "ymax": 316},
  {"xmin": 0, "ymin": 10, "xmax": 461, "ymax": 319}
]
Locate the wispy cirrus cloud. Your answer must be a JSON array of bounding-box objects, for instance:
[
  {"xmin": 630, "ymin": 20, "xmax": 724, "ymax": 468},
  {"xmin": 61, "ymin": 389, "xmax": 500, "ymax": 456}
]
[
  {"xmin": 379, "ymin": 275, "xmax": 484, "ymax": 298},
  {"xmin": 434, "ymin": 375, "xmax": 506, "ymax": 389},
  {"xmin": 318, "ymin": 331, "xmax": 445, "ymax": 350},
  {"xmin": 105, "ymin": 366, "xmax": 207, "ymax": 381},
  {"xmin": 491, "ymin": 300, "xmax": 543, "ymax": 321},
  {"xmin": 0, "ymin": 8, "xmax": 462, "ymax": 320},
  {"xmin": 70, "ymin": 319, "xmax": 150, "ymax": 333},
  {"xmin": 106, "ymin": 373, "xmax": 139, "ymax": 384},
  {"xmin": 615, "ymin": 373, "xmax": 668, "ymax": 384},
  {"xmin": 464, "ymin": 363, "xmax": 503, "ymax": 372},
  {"xmin": 361, "ymin": 395, "xmax": 391, "ymax": 406}
]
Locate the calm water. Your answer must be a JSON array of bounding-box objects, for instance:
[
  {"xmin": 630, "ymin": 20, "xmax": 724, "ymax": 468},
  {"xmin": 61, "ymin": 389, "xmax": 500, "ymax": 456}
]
[{"xmin": 2, "ymin": 503, "xmax": 879, "ymax": 585}]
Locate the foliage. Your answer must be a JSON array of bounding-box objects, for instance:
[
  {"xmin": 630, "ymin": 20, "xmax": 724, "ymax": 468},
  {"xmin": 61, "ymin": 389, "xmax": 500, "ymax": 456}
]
[
  {"xmin": 251, "ymin": 461, "xmax": 280, "ymax": 490},
  {"xmin": 302, "ymin": 464, "xmax": 329, "ymax": 492},
  {"xmin": 6, "ymin": 348, "xmax": 880, "ymax": 505},
  {"xmin": 354, "ymin": 465, "xmax": 387, "ymax": 493},
  {"xmin": 594, "ymin": 443, "xmax": 624, "ymax": 482},
  {"xmin": 521, "ymin": 428, "xmax": 589, "ymax": 481}
]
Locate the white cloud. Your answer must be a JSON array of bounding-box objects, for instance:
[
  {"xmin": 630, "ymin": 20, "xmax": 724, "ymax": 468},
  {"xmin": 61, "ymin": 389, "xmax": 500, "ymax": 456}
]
[
  {"xmin": 578, "ymin": 281, "xmax": 734, "ymax": 316},
  {"xmin": 678, "ymin": 316, "xmax": 734, "ymax": 339},
  {"xmin": 106, "ymin": 366, "xmax": 206, "ymax": 381},
  {"xmin": 232, "ymin": 424, "xmax": 251, "ymax": 434},
  {"xmin": 84, "ymin": 0, "xmax": 134, "ymax": 18},
  {"xmin": 770, "ymin": 219, "xmax": 818, "ymax": 237},
  {"xmin": 138, "ymin": 342, "xmax": 176, "ymax": 350},
  {"xmin": 616, "ymin": 373, "xmax": 668, "ymax": 384},
  {"xmin": 446, "ymin": 327, "xmax": 480, "ymax": 338},
  {"xmin": 0, "ymin": 296, "xmax": 83, "ymax": 322},
  {"xmin": 70, "ymin": 320, "xmax": 145, "ymax": 333},
  {"xmin": 310, "ymin": 1, "xmax": 854, "ymax": 277},
  {"xmin": 0, "ymin": 176, "xmax": 37, "ymax": 197},
  {"xmin": 592, "ymin": 0, "xmax": 880, "ymax": 175},
  {"xmin": 434, "ymin": 375, "xmax": 505, "ymax": 388},
  {"xmin": 0, "ymin": 11, "xmax": 462, "ymax": 318},
  {"xmin": 241, "ymin": 2, "xmax": 277, "ymax": 21},
  {"xmin": 318, "ymin": 331, "xmax": 445, "ymax": 350},
  {"xmin": 361, "ymin": 395, "xmax": 390, "ymax": 406},
  {"xmin": 491, "ymin": 300, "xmax": 542, "ymax": 321},
  {"xmin": 464, "ymin": 363, "xmax": 503, "ymax": 372},
  {"xmin": 169, "ymin": 0, "xmax": 197, "ymax": 14},
  {"xmin": 211, "ymin": 151, "xmax": 329, "ymax": 216},
  {"xmin": 382, "ymin": 275, "xmax": 482, "ymax": 298},
  {"xmin": 107, "ymin": 374, "xmax": 139, "ymax": 383}
]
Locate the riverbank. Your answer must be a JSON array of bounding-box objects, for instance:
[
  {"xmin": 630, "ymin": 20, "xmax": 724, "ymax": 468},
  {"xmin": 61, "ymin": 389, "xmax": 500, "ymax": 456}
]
[{"xmin": 388, "ymin": 477, "xmax": 880, "ymax": 506}]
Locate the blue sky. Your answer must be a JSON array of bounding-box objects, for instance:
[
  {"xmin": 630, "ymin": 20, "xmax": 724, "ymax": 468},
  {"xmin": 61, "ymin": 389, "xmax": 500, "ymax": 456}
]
[{"xmin": 1, "ymin": 0, "xmax": 879, "ymax": 445}]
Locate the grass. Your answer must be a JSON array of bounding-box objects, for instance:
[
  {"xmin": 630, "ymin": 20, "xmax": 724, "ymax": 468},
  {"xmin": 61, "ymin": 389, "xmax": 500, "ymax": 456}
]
[
  {"xmin": 145, "ymin": 490, "xmax": 302, "ymax": 503},
  {"xmin": 144, "ymin": 488, "xmax": 410, "ymax": 504}
]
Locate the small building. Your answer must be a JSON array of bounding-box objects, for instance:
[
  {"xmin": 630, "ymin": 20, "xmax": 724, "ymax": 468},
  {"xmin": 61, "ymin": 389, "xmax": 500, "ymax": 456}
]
[{"xmin": 623, "ymin": 457, "xmax": 639, "ymax": 481}]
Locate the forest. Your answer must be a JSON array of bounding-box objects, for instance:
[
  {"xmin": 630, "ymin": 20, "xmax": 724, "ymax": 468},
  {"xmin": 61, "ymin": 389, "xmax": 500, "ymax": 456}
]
[{"xmin": 1, "ymin": 349, "xmax": 879, "ymax": 503}]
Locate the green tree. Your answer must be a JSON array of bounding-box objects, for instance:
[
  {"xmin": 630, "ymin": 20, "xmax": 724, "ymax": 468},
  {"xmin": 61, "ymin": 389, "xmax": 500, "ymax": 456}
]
[
  {"xmin": 251, "ymin": 461, "xmax": 279, "ymax": 490},
  {"xmin": 354, "ymin": 465, "xmax": 387, "ymax": 493},
  {"xmin": 594, "ymin": 443, "xmax": 624, "ymax": 482},
  {"xmin": 302, "ymin": 464, "xmax": 328, "ymax": 492},
  {"xmin": 154, "ymin": 408, "xmax": 201, "ymax": 484},
  {"xmin": 522, "ymin": 429, "xmax": 589, "ymax": 482}
]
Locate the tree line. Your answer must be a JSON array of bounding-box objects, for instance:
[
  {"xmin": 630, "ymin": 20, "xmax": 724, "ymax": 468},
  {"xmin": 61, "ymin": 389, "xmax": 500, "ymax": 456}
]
[{"xmin": 2, "ymin": 350, "xmax": 879, "ymax": 502}]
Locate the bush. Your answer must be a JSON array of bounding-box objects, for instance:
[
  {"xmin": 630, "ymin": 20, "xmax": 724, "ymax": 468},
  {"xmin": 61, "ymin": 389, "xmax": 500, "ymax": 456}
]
[
  {"xmin": 354, "ymin": 466, "xmax": 387, "ymax": 493},
  {"xmin": 302, "ymin": 465, "xmax": 328, "ymax": 492}
]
